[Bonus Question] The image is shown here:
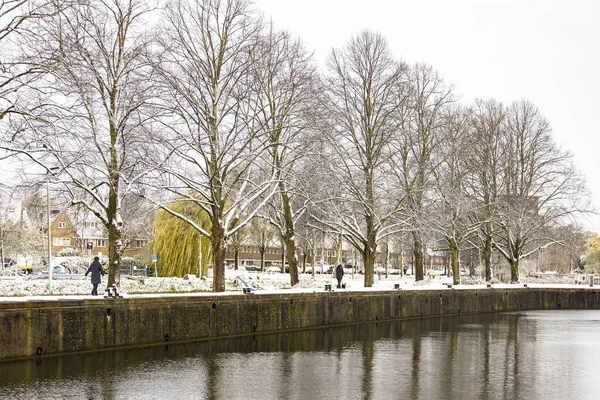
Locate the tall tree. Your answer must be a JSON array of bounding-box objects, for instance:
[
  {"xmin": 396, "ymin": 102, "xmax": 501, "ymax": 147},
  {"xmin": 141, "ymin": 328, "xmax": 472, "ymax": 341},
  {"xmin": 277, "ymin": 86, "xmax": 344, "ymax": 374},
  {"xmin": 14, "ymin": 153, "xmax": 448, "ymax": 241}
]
[
  {"xmin": 395, "ymin": 63, "xmax": 454, "ymax": 281},
  {"xmin": 495, "ymin": 100, "xmax": 587, "ymax": 282},
  {"xmin": 2, "ymin": 0, "xmax": 159, "ymax": 288},
  {"xmin": 252, "ymin": 27, "xmax": 317, "ymax": 286},
  {"xmin": 320, "ymin": 30, "xmax": 407, "ymax": 287},
  {"xmin": 468, "ymin": 99, "xmax": 506, "ymax": 281},
  {"xmin": 152, "ymin": 0, "xmax": 275, "ymax": 292},
  {"xmin": 429, "ymin": 106, "xmax": 480, "ymax": 284}
]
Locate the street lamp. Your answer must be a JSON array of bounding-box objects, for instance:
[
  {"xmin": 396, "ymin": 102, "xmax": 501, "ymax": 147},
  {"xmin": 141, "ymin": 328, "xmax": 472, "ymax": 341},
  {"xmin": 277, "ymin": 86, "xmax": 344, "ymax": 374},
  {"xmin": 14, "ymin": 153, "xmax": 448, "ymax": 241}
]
[{"xmin": 46, "ymin": 166, "xmax": 59, "ymax": 294}]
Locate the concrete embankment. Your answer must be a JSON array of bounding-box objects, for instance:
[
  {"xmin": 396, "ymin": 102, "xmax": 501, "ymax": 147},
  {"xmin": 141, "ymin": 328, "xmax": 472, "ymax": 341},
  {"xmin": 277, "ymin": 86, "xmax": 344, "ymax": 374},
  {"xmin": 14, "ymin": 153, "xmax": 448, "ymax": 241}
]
[{"xmin": 2, "ymin": 287, "xmax": 600, "ymax": 361}]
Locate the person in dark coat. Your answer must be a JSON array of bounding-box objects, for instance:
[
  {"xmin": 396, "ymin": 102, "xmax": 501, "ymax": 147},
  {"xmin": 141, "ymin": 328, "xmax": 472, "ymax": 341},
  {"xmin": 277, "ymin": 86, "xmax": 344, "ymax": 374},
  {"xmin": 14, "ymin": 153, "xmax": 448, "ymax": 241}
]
[
  {"xmin": 335, "ymin": 264, "xmax": 344, "ymax": 289},
  {"xmin": 85, "ymin": 256, "xmax": 105, "ymax": 296}
]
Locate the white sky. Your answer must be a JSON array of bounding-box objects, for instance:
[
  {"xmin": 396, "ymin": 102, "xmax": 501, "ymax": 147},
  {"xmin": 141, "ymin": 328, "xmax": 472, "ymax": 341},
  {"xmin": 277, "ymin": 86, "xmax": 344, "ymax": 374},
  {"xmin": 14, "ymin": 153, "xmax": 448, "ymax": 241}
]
[{"xmin": 254, "ymin": 0, "xmax": 600, "ymax": 230}]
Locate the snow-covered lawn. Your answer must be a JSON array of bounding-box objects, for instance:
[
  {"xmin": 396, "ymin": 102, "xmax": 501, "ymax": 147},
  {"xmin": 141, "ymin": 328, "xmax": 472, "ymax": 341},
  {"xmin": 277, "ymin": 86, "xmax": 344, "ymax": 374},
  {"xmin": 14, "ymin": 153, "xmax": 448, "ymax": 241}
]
[{"xmin": 0, "ymin": 269, "xmax": 592, "ymax": 298}]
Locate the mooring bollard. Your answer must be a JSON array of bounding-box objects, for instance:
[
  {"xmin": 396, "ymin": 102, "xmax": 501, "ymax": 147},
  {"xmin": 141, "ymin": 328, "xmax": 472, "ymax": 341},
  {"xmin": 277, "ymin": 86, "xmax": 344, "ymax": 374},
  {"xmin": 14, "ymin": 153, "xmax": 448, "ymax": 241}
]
[
  {"xmin": 394, "ymin": 284, "xmax": 400, "ymax": 290},
  {"xmin": 487, "ymin": 283, "xmax": 492, "ymax": 288},
  {"xmin": 243, "ymin": 287, "xmax": 252, "ymax": 294},
  {"xmin": 104, "ymin": 285, "xmax": 122, "ymax": 299},
  {"xmin": 324, "ymin": 284, "xmax": 332, "ymax": 291},
  {"xmin": 446, "ymin": 284, "xmax": 452, "ymax": 288}
]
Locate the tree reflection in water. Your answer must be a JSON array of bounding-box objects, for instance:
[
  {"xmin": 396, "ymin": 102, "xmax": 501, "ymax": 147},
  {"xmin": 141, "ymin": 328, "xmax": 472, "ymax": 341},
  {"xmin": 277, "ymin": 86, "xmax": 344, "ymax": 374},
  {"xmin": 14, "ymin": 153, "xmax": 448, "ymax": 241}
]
[{"xmin": 2, "ymin": 311, "xmax": 600, "ymax": 399}]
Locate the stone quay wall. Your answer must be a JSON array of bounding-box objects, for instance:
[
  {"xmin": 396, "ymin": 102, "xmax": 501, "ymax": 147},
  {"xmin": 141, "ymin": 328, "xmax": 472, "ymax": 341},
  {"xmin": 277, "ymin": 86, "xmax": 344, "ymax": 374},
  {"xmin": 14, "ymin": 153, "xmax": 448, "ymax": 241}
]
[{"xmin": 2, "ymin": 287, "xmax": 600, "ymax": 361}]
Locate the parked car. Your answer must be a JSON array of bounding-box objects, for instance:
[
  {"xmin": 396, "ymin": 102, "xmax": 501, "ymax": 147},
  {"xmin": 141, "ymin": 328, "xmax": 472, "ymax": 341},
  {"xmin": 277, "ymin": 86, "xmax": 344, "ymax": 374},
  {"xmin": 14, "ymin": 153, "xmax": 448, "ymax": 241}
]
[
  {"xmin": 314, "ymin": 264, "xmax": 333, "ymax": 274},
  {"xmin": 265, "ymin": 266, "xmax": 281, "ymax": 274},
  {"xmin": 41, "ymin": 265, "xmax": 71, "ymax": 275}
]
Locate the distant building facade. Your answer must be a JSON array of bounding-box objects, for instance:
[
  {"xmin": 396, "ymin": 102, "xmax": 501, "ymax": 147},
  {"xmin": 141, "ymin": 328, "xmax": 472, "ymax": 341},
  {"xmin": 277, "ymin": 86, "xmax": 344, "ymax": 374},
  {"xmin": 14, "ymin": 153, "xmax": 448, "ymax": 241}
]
[{"xmin": 49, "ymin": 210, "xmax": 150, "ymax": 259}]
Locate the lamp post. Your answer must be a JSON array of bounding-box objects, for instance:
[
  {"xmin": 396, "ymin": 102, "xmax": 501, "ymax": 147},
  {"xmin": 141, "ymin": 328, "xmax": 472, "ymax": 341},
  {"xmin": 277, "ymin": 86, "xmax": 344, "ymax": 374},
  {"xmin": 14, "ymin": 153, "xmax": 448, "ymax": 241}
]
[{"xmin": 46, "ymin": 166, "xmax": 58, "ymax": 294}]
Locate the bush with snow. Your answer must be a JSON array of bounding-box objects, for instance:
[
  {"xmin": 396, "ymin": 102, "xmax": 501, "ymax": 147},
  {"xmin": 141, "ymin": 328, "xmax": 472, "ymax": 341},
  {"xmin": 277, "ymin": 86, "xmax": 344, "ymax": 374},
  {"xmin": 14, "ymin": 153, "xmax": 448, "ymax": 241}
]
[{"xmin": 57, "ymin": 248, "xmax": 83, "ymax": 257}]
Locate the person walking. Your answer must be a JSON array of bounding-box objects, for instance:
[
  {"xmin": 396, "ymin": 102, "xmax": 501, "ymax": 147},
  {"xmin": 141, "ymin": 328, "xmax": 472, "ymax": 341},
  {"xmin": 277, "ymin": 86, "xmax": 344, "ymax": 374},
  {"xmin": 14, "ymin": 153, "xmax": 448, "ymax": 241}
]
[
  {"xmin": 335, "ymin": 264, "xmax": 344, "ymax": 289},
  {"xmin": 85, "ymin": 256, "xmax": 105, "ymax": 296}
]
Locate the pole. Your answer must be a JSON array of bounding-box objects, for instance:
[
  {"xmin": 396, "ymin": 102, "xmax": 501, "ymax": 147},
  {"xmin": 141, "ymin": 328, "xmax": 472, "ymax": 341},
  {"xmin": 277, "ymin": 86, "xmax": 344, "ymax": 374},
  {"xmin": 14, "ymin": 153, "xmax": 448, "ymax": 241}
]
[
  {"xmin": 47, "ymin": 172, "xmax": 53, "ymax": 294},
  {"xmin": 337, "ymin": 226, "xmax": 343, "ymax": 266}
]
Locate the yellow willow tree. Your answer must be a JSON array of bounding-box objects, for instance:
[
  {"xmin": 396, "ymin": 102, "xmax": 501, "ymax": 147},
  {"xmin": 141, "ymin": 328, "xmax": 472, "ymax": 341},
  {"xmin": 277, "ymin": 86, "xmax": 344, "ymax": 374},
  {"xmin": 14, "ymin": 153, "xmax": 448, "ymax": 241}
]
[{"xmin": 151, "ymin": 201, "xmax": 211, "ymax": 278}]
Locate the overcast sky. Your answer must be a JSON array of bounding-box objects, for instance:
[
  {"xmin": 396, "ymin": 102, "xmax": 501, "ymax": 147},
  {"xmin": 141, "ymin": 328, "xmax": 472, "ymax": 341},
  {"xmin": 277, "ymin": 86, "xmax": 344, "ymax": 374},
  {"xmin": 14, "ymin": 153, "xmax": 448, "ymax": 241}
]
[{"xmin": 254, "ymin": 0, "xmax": 600, "ymax": 230}]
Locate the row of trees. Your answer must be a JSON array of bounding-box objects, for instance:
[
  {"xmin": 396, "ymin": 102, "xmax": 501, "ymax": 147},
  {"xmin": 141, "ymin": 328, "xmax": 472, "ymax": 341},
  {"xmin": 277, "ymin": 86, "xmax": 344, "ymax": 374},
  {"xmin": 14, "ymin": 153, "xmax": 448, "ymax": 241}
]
[{"xmin": 0, "ymin": 0, "xmax": 590, "ymax": 291}]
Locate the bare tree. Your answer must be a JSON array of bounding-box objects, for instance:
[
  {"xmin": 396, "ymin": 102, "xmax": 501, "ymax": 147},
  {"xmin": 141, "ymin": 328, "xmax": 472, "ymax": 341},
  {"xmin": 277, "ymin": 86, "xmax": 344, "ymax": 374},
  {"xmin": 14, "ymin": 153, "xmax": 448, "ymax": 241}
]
[
  {"xmin": 151, "ymin": 0, "xmax": 276, "ymax": 292},
  {"xmin": 394, "ymin": 62, "xmax": 455, "ymax": 281},
  {"xmin": 2, "ymin": 0, "xmax": 159, "ymax": 288},
  {"xmin": 494, "ymin": 100, "xmax": 588, "ymax": 282},
  {"xmin": 429, "ymin": 106, "xmax": 481, "ymax": 284},
  {"xmin": 251, "ymin": 27, "xmax": 318, "ymax": 286},
  {"xmin": 536, "ymin": 224, "xmax": 586, "ymax": 274},
  {"xmin": 320, "ymin": 30, "xmax": 407, "ymax": 287},
  {"xmin": 468, "ymin": 98, "xmax": 506, "ymax": 281}
]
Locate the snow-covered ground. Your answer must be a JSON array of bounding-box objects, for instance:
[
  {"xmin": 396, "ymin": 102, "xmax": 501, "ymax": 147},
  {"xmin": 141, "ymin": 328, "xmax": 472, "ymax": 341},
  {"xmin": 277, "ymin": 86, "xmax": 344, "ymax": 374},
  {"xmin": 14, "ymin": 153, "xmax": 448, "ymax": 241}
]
[{"xmin": 0, "ymin": 269, "xmax": 594, "ymax": 300}]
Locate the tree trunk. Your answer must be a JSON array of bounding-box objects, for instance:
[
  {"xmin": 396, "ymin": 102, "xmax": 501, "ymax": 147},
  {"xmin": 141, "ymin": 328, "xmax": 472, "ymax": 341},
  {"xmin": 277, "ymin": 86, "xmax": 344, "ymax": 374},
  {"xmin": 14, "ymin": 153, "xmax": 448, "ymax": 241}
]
[
  {"xmin": 0, "ymin": 244, "xmax": 4, "ymax": 275},
  {"xmin": 413, "ymin": 231, "xmax": 424, "ymax": 281},
  {"xmin": 211, "ymin": 223, "xmax": 226, "ymax": 292},
  {"xmin": 106, "ymin": 173, "xmax": 122, "ymax": 289},
  {"xmin": 106, "ymin": 219, "xmax": 123, "ymax": 288},
  {"xmin": 302, "ymin": 252, "xmax": 307, "ymax": 273},
  {"xmin": 363, "ymin": 234, "xmax": 377, "ymax": 287},
  {"xmin": 362, "ymin": 247, "xmax": 375, "ymax": 288},
  {"xmin": 260, "ymin": 231, "xmax": 265, "ymax": 272},
  {"xmin": 450, "ymin": 240, "xmax": 460, "ymax": 285},
  {"xmin": 284, "ymin": 236, "xmax": 298, "ymax": 285},
  {"xmin": 483, "ymin": 223, "xmax": 493, "ymax": 281},
  {"xmin": 280, "ymin": 190, "xmax": 298, "ymax": 286},
  {"xmin": 509, "ymin": 258, "xmax": 519, "ymax": 283},
  {"xmin": 363, "ymin": 166, "xmax": 376, "ymax": 287},
  {"xmin": 234, "ymin": 248, "xmax": 239, "ymax": 270},
  {"xmin": 106, "ymin": 117, "xmax": 122, "ymax": 289}
]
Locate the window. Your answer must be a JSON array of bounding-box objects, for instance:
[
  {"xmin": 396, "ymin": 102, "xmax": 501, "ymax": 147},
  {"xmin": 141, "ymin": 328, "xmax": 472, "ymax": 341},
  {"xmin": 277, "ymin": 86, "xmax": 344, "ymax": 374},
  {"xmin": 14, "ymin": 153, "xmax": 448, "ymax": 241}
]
[
  {"xmin": 53, "ymin": 237, "xmax": 70, "ymax": 246},
  {"xmin": 57, "ymin": 222, "xmax": 65, "ymax": 229},
  {"xmin": 85, "ymin": 222, "xmax": 98, "ymax": 228},
  {"xmin": 97, "ymin": 239, "xmax": 106, "ymax": 247},
  {"xmin": 136, "ymin": 240, "xmax": 148, "ymax": 248}
]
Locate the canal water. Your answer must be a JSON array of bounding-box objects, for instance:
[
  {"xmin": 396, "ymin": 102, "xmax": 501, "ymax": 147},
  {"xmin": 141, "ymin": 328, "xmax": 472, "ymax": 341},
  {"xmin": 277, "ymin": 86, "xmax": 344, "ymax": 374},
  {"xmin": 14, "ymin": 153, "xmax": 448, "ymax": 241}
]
[{"xmin": 1, "ymin": 310, "xmax": 600, "ymax": 399}]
